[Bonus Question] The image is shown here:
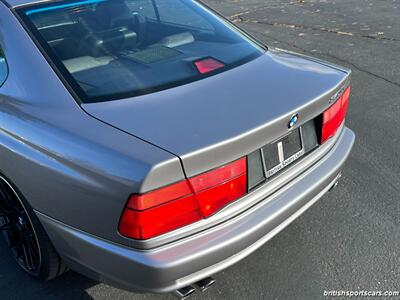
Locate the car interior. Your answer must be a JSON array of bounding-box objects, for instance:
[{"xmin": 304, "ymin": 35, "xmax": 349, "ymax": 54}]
[
  {"xmin": 34, "ymin": 1, "xmax": 197, "ymax": 68},
  {"xmin": 26, "ymin": 0, "xmax": 262, "ymax": 100}
]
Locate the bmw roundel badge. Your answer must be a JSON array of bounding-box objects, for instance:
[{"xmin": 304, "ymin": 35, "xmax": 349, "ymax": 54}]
[{"xmin": 288, "ymin": 114, "xmax": 299, "ymax": 129}]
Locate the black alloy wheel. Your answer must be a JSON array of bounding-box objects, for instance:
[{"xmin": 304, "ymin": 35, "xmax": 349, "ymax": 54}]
[
  {"xmin": 0, "ymin": 176, "xmax": 68, "ymax": 280},
  {"xmin": 0, "ymin": 178, "xmax": 41, "ymax": 275}
]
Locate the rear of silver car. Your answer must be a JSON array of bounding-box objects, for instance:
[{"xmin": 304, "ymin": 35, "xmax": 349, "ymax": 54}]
[
  {"xmin": 7, "ymin": 0, "xmax": 355, "ymax": 295},
  {"xmin": 36, "ymin": 62, "xmax": 354, "ymax": 291},
  {"xmin": 38, "ymin": 120, "xmax": 354, "ymax": 294}
]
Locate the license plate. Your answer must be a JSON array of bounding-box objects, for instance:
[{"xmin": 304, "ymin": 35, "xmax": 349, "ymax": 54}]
[{"xmin": 262, "ymin": 128, "xmax": 305, "ymax": 178}]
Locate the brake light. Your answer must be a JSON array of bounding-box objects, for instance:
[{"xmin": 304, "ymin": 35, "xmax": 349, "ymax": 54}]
[
  {"xmin": 321, "ymin": 86, "xmax": 351, "ymax": 143},
  {"xmin": 195, "ymin": 174, "xmax": 247, "ymax": 218},
  {"xmin": 119, "ymin": 158, "xmax": 247, "ymax": 240},
  {"xmin": 126, "ymin": 180, "xmax": 192, "ymax": 211},
  {"xmin": 189, "ymin": 158, "xmax": 247, "ymax": 218},
  {"xmin": 194, "ymin": 58, "xmax": 225, "ymax": 74},
  {"xmin": 119, "ymin": 195, "xmax": 201, "ymax": 241}
]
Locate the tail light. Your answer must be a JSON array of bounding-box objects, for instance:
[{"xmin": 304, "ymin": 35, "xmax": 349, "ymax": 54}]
[
  {"xmin": 119, "ymin": 158, "xmax": 247, "ymax": 240},
  {"xmin": 321, "ymin": 86, "xmax": 351, "ymax": 143}
]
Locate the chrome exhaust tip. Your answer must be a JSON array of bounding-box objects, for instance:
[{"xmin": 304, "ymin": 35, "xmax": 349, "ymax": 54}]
[
  {"xmin": 173, "ymin": 286, "xmax": 196, "ymax": 299},
  {"xmin": 194, "ymin": 277, "xmax": 216, "ymax": 292}
]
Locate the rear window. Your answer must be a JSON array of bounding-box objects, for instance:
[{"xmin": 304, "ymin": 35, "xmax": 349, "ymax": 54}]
[{"xmin": 18, "ymin": 0, "xmax": 264, "ymax": 103}]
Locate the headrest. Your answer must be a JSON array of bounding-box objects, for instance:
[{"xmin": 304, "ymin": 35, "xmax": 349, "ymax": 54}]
[
  {"xmin": 95, "ymin": 0, "xmax": 133, "ymax": 28},
  {"xmin": 81, "ymin": 28, "xmax": 137, "ymax": 57}
]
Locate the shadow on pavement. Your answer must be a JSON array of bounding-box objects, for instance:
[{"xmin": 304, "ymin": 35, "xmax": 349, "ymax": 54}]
[{"xmin": 0, "ymin": 239, "xmax": 97, "ymax": 300}]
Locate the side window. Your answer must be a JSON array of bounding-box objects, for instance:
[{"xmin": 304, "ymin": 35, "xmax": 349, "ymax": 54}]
[
  {"xmin": 0, "ymin": 47, "xmax": 8, "ymax": 86},
  {"xmin": 155, "ymin": 0, "xmax": 214, "ymax": 30}
]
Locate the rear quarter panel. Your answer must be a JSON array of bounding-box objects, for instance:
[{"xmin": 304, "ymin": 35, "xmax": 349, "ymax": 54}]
[{"xmin": 0, "ymin": 2, "xmax": 184, "ymax": 245}]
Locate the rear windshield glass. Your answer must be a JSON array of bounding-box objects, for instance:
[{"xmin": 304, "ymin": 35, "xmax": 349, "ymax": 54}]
[{"xmin": 18, "ymin": 0, "xmax": 264, "ymax": 103}]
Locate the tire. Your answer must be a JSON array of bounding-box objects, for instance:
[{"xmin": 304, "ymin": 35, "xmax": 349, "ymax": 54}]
[{"xmin": 0, "ymin": 175, "xmax": 68, "ymax": 280}]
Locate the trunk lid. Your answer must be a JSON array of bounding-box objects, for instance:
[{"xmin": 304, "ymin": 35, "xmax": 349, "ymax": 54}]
[{"xmin": 82, "ymin": 50, "xmax": 350, "ymax": 178}]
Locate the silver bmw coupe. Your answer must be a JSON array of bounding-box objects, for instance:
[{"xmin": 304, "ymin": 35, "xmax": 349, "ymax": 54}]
[{"xmin": 0, "ymin": 0, "xmax": 355, "ymax": 297}]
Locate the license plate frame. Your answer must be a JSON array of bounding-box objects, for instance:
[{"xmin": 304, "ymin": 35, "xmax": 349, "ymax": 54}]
[{"xmin": 262, "ymin": 128, "xmax": 305, "ymax": 179}]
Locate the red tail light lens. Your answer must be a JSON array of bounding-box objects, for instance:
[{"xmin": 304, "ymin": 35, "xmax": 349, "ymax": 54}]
[
  {"xmin": 126, "ymin": 181, "xmax": 192, "ymax": 211},
  {"xmin": 188, "ymin": 158, "xmax": 246, "ymax": 192},
  {"xmin": 195, "ymin": 174, "xmax": 247, "ymax": 218},
  {"xmin": 119, "ymin": 158, "xmax": 247, "ymax": 240},
  {"xmin": 321, "ymin": 86, "xmax": 351, "ymax": 143},
  {"xmin": 119, "ymin": 195, "xmax": 201, "ymax": 240},
  {"xmin": 188, "ymin": 158, "xmax": 247, "ymax": 218},
  {"xmin": 194, "ymin": 58, "xmax": 225, "ymax": 74}
]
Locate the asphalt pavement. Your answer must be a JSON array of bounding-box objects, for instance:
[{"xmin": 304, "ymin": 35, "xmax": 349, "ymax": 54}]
[{"xmin": 2, "ymin": 0, "xmax": 400, "ymax": 299}]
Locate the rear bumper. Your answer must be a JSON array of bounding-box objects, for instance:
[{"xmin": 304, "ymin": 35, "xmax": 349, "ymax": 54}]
[{"xmin": 36, "ymin": 127, "xmax": 355, "ymax": 293}]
